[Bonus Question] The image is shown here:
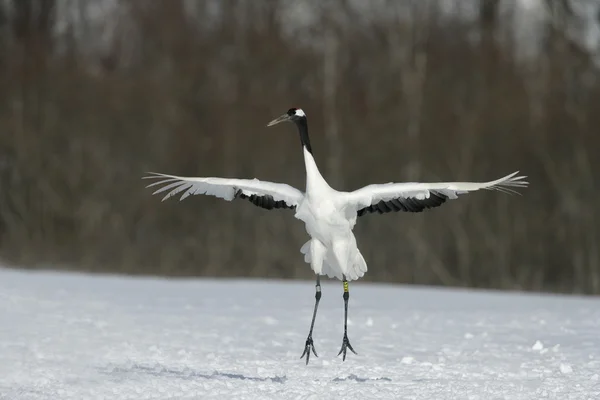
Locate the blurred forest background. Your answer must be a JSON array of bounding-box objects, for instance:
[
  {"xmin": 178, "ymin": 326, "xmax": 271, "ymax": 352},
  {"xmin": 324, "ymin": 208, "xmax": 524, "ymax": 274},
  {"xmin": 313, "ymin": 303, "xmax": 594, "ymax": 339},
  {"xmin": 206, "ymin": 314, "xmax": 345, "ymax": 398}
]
[{"xmin": 0, "ymin": 0, "xmax": 599, "ymax": 294}]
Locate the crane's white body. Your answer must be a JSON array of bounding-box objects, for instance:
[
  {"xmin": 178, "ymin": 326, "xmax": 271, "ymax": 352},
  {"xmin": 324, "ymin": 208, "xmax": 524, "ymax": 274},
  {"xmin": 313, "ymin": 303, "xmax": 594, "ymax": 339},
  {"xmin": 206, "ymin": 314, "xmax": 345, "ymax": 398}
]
[
  {"xmin": 145, "ymin": 146, "xmax": 528, "ymax": 282},
  {"xmin": 296, "ymin": 147, "xmax": 367, "ymax": 281}
]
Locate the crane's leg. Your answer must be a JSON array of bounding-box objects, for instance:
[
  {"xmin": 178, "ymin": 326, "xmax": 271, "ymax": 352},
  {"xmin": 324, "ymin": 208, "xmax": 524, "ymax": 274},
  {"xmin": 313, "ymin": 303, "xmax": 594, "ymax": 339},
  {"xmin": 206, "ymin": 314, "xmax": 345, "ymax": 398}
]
[
  {"xmin": 300, "ymin": 276, "xmax": 321, "ymax": 365},
  {"xmin": 337, "ymin": 277, "xmax": 357, "ymax": 361}
]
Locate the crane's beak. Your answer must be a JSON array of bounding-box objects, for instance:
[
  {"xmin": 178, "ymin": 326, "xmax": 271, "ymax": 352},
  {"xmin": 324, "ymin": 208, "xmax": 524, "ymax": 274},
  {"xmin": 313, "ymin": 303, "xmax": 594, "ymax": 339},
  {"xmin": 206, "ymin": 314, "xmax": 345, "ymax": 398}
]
[{"xmin": 267, "ymin": 113, "xmax": 291, "ymax": 127}]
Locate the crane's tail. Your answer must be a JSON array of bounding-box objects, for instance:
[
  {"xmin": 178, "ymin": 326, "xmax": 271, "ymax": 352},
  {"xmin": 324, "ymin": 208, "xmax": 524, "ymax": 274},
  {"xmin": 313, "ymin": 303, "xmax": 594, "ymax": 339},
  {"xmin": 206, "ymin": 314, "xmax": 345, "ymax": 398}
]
[
  {"xmin": 344, "ymin": 250, "xmax": 367, "ymax": 282},
  {"xmin": 300, "ymin": 240, "xmax": 367, "ymax": 282}
]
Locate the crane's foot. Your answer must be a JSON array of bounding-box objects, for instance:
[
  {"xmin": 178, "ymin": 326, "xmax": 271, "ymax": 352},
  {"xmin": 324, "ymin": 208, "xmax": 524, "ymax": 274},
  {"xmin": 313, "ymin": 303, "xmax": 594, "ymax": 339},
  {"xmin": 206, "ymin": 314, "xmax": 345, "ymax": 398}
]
[
  {"xmin": 337, "ymin": 334, "xmax": 357, "ymax": 361},
  {"xmin": 300, "ymin": 335, "xmax": 318, "ymax": 365}
]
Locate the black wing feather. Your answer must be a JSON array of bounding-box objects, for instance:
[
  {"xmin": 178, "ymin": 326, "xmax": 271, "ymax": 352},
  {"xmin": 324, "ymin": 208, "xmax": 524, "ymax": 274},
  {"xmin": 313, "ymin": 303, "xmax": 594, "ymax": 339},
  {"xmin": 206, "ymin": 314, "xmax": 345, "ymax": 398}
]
[
  {"xmin": 235, "ymin": 189, "xmax": 295, "ymax": 211},
  {"xmin": 357, "ymin": 191, "xmax": 448, "ymax": 217}
]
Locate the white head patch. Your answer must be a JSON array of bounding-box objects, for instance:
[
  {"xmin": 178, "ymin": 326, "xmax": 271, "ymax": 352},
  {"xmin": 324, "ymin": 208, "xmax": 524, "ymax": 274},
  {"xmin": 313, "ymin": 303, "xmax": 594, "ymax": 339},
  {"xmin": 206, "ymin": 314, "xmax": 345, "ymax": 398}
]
[{"xmin": 294, "ymin": 108, "xmax": 306, "ymax": 117}]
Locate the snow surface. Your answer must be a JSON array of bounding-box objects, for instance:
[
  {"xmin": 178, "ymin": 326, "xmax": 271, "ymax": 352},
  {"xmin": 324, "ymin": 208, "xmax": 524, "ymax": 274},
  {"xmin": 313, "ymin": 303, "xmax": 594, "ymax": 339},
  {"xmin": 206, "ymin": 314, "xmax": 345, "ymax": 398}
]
[{"xmin": 1, "ymin": 268, "xmax": 600, "ymax": 400}]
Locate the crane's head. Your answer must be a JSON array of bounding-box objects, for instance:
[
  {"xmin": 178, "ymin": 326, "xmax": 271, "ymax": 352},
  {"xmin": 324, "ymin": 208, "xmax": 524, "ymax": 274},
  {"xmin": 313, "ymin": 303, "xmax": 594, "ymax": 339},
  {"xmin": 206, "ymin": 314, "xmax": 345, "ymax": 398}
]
[{"xmin": 267, "ymin": 108, "xmax": 306, "ymax": 127}]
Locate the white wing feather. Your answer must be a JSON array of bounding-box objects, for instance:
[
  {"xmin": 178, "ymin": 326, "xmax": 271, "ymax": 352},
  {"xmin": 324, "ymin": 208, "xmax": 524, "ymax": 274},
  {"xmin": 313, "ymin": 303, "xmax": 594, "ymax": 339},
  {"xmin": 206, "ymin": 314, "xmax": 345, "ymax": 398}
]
[
  {"xmin": 345, "ymin": 171, "xmax": 529, "ymax": 211},
  {"xmin": 143, "ymin": 172, "xmax": 304, "ymax": 208}
]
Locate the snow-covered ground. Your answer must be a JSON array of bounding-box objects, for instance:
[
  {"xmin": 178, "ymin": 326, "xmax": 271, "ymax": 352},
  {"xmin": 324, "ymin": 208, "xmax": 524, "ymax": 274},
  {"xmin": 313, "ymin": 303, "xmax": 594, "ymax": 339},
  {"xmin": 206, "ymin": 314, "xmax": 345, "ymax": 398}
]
[{"xmin": 1, "ymin": 268, "xmax": 599, "ymax": 400}]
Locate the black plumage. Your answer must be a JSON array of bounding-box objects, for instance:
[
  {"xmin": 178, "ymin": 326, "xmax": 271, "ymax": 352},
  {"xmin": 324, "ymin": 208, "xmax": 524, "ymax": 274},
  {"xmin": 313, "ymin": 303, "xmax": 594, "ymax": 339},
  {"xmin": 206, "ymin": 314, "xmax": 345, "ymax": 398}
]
[
  {"xmin": 357, "ymin": 191, "xmax": 448, "ymax": 217},
  {"xmin": 234, "ymin": 189, "xmax": 295, "ymax": 211}
]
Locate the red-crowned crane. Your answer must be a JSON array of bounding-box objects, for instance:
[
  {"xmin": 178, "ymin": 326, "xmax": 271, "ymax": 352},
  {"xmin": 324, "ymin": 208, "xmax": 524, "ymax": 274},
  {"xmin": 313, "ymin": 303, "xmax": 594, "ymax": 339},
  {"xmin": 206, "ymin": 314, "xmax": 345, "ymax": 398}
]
[{"xmin": 144, "ymin": 107, "xmax": 529, "ymax": 364}]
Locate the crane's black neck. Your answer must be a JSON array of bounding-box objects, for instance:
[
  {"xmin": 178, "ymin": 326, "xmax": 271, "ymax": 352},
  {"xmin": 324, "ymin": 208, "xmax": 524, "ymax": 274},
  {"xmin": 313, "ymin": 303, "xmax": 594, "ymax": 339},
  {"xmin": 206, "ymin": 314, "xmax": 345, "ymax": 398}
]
[{"xmin": 295, "ymin": 117, "xmax": 313, "ymax": 154}]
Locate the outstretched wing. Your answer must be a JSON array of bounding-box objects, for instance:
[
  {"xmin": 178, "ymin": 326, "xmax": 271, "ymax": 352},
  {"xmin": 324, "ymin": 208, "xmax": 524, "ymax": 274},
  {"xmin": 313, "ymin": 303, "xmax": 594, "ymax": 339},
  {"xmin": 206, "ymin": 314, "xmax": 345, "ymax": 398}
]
[
  {"xmin": 344, "ymin": 171, "xmax": 528, "ymax": 217},
  {"xmin": 143, "ymin": 172, "xmax": 304, "ymax": 211}
]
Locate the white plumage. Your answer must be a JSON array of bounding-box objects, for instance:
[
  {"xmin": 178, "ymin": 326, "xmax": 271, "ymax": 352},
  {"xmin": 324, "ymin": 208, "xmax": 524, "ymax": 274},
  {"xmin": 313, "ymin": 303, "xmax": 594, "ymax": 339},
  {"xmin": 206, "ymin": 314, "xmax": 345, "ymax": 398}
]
[
  {"xmin": 144, "ymin": 145, "xmax": 528, "ymax": 282},
  {"xmin": 145, "ymin": 174, "xmax": 303, "ymax": 206}
]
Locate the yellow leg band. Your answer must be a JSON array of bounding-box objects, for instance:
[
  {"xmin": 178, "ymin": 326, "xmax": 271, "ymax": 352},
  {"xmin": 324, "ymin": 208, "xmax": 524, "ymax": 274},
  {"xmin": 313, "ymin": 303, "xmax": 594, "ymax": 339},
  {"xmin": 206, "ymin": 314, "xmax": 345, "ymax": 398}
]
[{"xmin": 343, "ymin": 281, "xmax": 349, "ymax": 293}]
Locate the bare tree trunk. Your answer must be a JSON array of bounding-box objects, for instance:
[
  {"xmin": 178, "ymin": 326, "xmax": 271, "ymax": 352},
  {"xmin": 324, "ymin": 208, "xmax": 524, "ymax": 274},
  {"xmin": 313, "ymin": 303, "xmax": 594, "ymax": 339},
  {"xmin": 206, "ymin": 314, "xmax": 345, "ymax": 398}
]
[
  {"xmin": 8, "ymin": 0, "xmax": 55, "ymax": 255},
  {"xmin": 399, "ymin": 3, "xmax": 430, "ymax": 283},
  {"xmin": 323, "ymin": 26, "xmax": 341, "ymax": 187}
]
